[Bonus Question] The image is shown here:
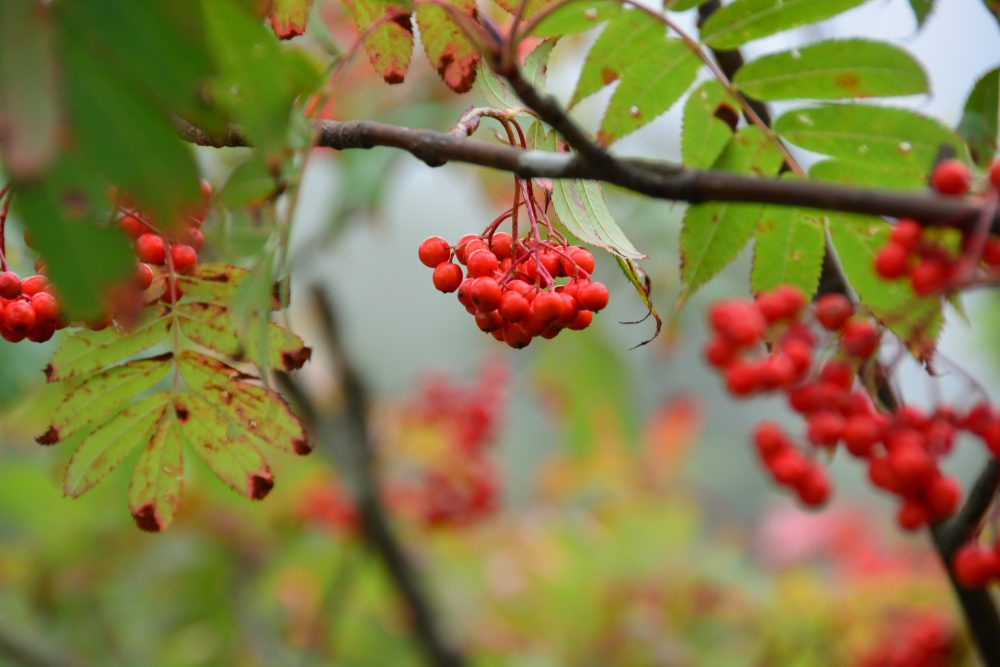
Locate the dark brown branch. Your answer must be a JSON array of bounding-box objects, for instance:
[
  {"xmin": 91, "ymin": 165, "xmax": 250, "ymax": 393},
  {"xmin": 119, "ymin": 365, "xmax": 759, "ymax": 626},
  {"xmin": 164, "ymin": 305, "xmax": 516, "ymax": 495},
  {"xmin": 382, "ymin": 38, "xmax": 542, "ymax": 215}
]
[
  {"xmin": 276, "ymin": 288, "xmax": 466, "ymax": 667},
  {"xmin": 178, "ymin": 119, "xmax": 997, "ymax": 232}
]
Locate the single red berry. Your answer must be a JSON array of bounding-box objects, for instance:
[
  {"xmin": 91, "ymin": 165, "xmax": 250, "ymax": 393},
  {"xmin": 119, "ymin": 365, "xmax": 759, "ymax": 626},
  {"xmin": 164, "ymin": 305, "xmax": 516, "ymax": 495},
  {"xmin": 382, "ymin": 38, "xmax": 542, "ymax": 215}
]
[
  {"xmin": 489, "ymin": 233, "xmax": 513, "ymax": 260},
  {"xmin": 931, "ymin": 159, "xmax": 970, "ymax": 196},
  {"xmin": 796, "ymin": 467, "xmax": 831, "ymax": 507},
  {"xmin": 170, "ymin": 244, "xmax": 198, "ymax": 272},
  {"xmin": 753, "ymin": 422, "xmax": 788, "ymax": 462},
  {"xmin": 20, "ymin": 275, "xmax": 48, "ymax": 297},
  {"xmin": 27, "ymin": 319, "xmax": 56, "ymax": 343},
  {"xmin": 769, "ymin": 451, "xmax": 808, "ymax": 486},
  {"xmin": 868, "ymin": 456, "xmax": 898, "ymax": 491},
  {"xmin": 890, "ymin": 219, "xmax": 923, "ymax": 250},
  {"xmin": 466, "ymin": 249, "xmax": 499, "ymax": 278},
  {"xmin": 806, "ymin": 411, "xmax": 845, "ymax": 447},
  {"xmin": 927, "ymin": 475, "xmax": 961, "ymax": 521},
  {"xmin": 989, "ymin": 160, "xmax": 1000, "ymax": 191},
  {"xmin": 874, "ymin": 242, "xmax": 910, "ymax": 280},
  {"xmin": 457, "ymin": 237, "xmax": 487, "ymax": 265},
  {"xmin": 135, "ymin": 263, "xmax": 154, "ymax": 290},
  {"xmin": 840, "ymin": 319, "xmax": 879, "ymax": 359},
  {"xmin": 183, "ymin": 227, "xmax": 205, "ymax": 252},
  {"xmin": 819, "ymin": 360, "xmax": 854, "ymax": 390},
  {"xmin": 160, "ymin": 279, "xmax": 184, "ymax": 304},
  {"xmin": 502, "ymin": 324, "xmax": 532, "ymax": 349},
  {"xmin": 756, "ymin": 285, "xmax": 805, "ymax": 323},
  {"xmin": 780, "ymin": 338, "xmax": 813, "ymax": 376},
  {"xmin": 897, "ymin": 500, "xmax": 928, "ymax": 531},
  {"xmin": 725, "ymin": 362, "xmax": 760, "ymax": 397},
  {"xmin": 474, "ymin": 310, "xmax": 504, "ymax": 333},
  {"xmin": 418, "ymin": 236, "xmax": 451, "ymax": 268},
  {"xmin": 499, "ymin": 291, "xmax": 530, "ymax": 322},
  {"xmin": 910, "ymin": 257, "xmax": 949, "ymax": 296},
  {"xmin": 704, "ymin": 337, "xmax": 736, "ymax": 369},
  {"xmin": 564, "ymin": 247, "xmax": 595, "ymax": 277},
  {"xmin": 0, "ymin": 272, "xmax": 21, "ymax": 299},
  {"xmin": 136, "ymin": 234, "xmax": 167, "ymax": 265},
  {"xmin": 788, "ymin": 383, "xmax": 823, "ymax": 415},
  {"xmin": 577, "ymin": 282, "xmax": 609, "ymax": 312},
  {"xmin": 842, "ymin": 415, "xmax": 881, "ymax": 457},
  {"xmin": 758, "ymin": 354, "xmax": 796, "ymax": 390},
  {"xmin": 567, "ymin": 309, "xmax": 593, "ymax": 331},
  {"xmin": 119, "ymin": 214, "xmax": 145, "ymax": 238},
  {"xmin": 30, "ymin": 292, "xmax": 59, "ymax": 324},
  {"xmin": 556, "ymin": 293, "xmax": 579, "ymax": 325},
  {"xmin": 814, "ymin": 293, "xmax": 854, "ymax": 331},
  {"xmin": 532, "ymin": 291, "xmax": 565, "ymax": 322},
  {"xmin": 3, "ymin": 300, "xmax": 36, "ymax": 334},
  {"xmin": 471, "ymin": 277, "xmax": 502, "ymax": 311},
  {"xmin": 953, "ymin": 543, "xmax": 997, "ymax": 588},
  {"xmin": 888, "ymin": 440, "xmax": 936, "ymax": 491},
  {"xmin": 711, "ymin": 302, "xmax": 766, "ymax": 346},
  {"xmin": 432, "ymin": 263, "xmax": 463, "ymax": 293},
  {"xmin": 539, "ymin": 252, "xmax": 560, "ymax": 278},
  {"xmin": 982, "ymin": 236, "xmax": 1000, "ymax": 268}
]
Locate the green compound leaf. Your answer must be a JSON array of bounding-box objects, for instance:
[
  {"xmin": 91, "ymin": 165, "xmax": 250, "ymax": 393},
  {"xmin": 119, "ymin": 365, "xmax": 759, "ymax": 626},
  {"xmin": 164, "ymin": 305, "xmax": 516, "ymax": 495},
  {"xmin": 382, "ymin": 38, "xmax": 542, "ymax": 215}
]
[
  {"xmin": 342, "ymin": 0, "xmax": 414, "ymax": 84},
  {"xmin": 269, "ymin": 0, "xmax": 314, "ymax": 39},
  {"xmin": 129, "ymin": 416, "xmax": 185, "ymax": 532},
  {"xmin": 808, "ymin": 159, "xmax": 926, "ymax": 189},
  {"xmin": 63, "ymin": 392, "xmax": 171, "ymax": 498},
  {"xmin": 571, "ymin": 9, "xmax": 664, "ymax": 105},
  {"xmin": 680, "ymin": 126, "xmax": 784, "ymax": 299},
  {"xmin": 551, "ymin": 180, "xmax": 646, "ymax": 260},
  {"xmin": 958, "ymin": 67, "xmax": 999, "ymax": 167},
  {"xmin": 178, "ymin": 351, "xmax": 310, "ymax": 456},
  {"xmin": 175, "ymin": 393, "xmax": 274, "ymax": 501},
  {"xmin": 44, "ymin": 309, "xmax": 172, "ymax": 382},
  {"xmin": 681, "ymin": 80, "xmax": 737, "ymax": 169},
  {"xmin": 41, "ymin": 354, "xmax": 173, "ymax": 446},
  {"xmin": 733, "ymin": 39, "xmax": 928, "ymax": 101},
  {"xmin": 907, "ymin": 0, "xmax": 935, "ymax": 28},
  {"xmin": 774, "ymin": 104, "xmax": 968, "ymax": 188},
  {"xmin": 176, "ymin": 302, "xmax": 311, "ymax": 372},
  {"xmin": 529, "ymin": 0, "xmax": 620, "ymax": 37},
  {"xmin": 416, "ymin": 0, "xmax": 480, "ymax": 93},
  {"xmin": 751, "ymin": 194, "xmax": 827, "ymax": 297},
  {"xmin": 39, "ymin": 262, "xmax": 311, "ymax": 532},
  {"xmin": 828, "ymin": 213, "xmax": 942, "ymax": 357},
  {"xmin": 701, "ymin": 0, "xmax": 869, "ymax": 50}
]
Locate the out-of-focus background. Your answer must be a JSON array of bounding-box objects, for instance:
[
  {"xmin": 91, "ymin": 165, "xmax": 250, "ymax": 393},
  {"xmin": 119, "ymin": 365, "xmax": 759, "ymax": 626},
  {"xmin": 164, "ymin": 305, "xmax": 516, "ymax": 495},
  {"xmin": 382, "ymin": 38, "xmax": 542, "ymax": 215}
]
[{"xmin": 0, "ymin": 0, "xmax": 998, "ymax": 665}]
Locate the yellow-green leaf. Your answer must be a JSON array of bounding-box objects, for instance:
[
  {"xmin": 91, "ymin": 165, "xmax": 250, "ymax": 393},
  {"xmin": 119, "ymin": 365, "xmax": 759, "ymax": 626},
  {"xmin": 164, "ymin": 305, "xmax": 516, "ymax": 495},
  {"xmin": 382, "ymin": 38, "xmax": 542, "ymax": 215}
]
[
  {"xmin": 416, "ymin": 0, "xmax": 479, "ymax": 93},
  {"xmin": 45, "ymin": 310, "xmax": 171, "ymax": 382},
  {"xmin": 129, "ymin": 415, "xmax": 185, "ymax": 532},
  {"xmin": 343, "ymin": 0, "xmax": 414, "ymax": 84}
]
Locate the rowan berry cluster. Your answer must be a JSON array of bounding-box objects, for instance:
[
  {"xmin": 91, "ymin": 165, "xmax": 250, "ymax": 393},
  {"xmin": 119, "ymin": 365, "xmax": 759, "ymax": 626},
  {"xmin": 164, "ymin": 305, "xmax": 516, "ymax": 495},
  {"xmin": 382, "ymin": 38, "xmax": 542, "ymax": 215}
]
[
  {"xmin": 874, "ymin": 159, "xmax": 1000, "ymax": 295},
  {"xmin": 418, "ymin": 232, "xmax": 608, "ymax": 349},
  {"xmin": 0, "ymin": 271, "xmax": 61, "ymax": 343},
  {"xmin": 705, "ymin": 286, "xmax": 1000, "ymax": 538}
]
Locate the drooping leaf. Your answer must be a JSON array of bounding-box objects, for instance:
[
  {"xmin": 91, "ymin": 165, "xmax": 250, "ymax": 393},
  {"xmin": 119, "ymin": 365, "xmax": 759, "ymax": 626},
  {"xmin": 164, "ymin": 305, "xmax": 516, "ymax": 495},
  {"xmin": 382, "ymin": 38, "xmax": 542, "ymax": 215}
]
[
  {"xmin": 42, "ymin": 355, "xmax": 172, "ymax": 445},
  {"xmin": 530, "ymin": 0, "xmax": 621, "ymax": 37},
  {"xmin": 907, "ymin": 0, "xmax": 935, "ymax": 27},
  {"xmin": 733, "ymin": 40, "xmax": 928, "ymax": 100},
  {"xmin": 958, "ymin": 67, "xmax": 999, "ymax": 167},
  {"xmin": 269, "ymin": 0, "xmax": 314, "ymax": 39},
  {"xmin": 14, "ymin": 165, "xmax": 135, "ymax": 320},
  {"xmin": 178, "ymin": 351, "xmax": 310, "ymax": 456},
  {"xmin": 551, "ymin": 180, "xmax": 645, "ymax": 260},
  {"xmin": 416, "ymin": 0, "xmax": 480, "ymax": 93},
  {"xmin": 129, "ymin": 416, "xmax": 185, "ymax": 532},
  {"xmin": 751, "ymin": 189, "xmax": 827, "ymax": 297},
  {"xmin": 175, "ymin": 393, "xmax": 274, "ymax": 500},
  {"xmin": 615, "ymin": 257, "xmax": 663, "ymax": 347},
  {"xmin": 774, "ymin": 104, "xmax": 968, "ymax": 188},
  {"xmin": 681, "ymin": 80, "xmax": 737, "ymax": 168},
  {"xmin": 680, "ymin": 126, "xmax": 784, "ymax": 298},
  {"xmin": 63, "ymin": 392, "xmax": 171, "ymax": 498},
  {"xmin": 701, "ymin": 0, "xmax": 869, "ymax": 50},
  {"xmin": 828, "ymin": 213, "xmax": 942, "ymax": 355},
  {"xmin": 0, "ymin": 0, "xmax": 59, "ymax": 178},
  {"xmin": 204, "ymin": 0, "xmax": 322, "ymax": 154},
  {"xmin": 44, "ymin": 310, "xmax": 171, "ymax": 382},
  {"xmin": 342, "ymin": 0, "xmax": 414, "ymax": 84}
]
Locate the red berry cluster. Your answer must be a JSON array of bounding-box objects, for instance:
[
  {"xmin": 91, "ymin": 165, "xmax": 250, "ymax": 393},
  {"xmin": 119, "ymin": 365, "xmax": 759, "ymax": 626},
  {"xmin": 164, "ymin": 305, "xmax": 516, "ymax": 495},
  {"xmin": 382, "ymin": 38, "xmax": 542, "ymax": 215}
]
[
  {"xmin": 705, "ymin": 287, "xmax": 999, "ymax": 536},
  {"xmin": 419, "ymin": 233, "xmax": 608, "ymax": 349},
  {"xmin": 0, "ymin": 271, "xmax": 61, "ymax": 343},
  {"xmin": 953, "ymin": 536, "xmax": 1000, "ymax": 588},
  {"xmin": 857, "ymin": 614, "xmax": 956, "ymax": 667},
  {"xmin": 874, "ymin": 159, "xmax": 1000, "ymax": 295}
]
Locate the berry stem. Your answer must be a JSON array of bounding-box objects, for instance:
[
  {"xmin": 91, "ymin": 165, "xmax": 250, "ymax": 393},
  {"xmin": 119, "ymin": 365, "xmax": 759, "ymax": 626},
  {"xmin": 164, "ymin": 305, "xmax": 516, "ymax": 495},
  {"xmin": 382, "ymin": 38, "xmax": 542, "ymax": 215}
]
[{"xmin": 0, "ymin": 184, "xmax": 11, "ymax": 272}]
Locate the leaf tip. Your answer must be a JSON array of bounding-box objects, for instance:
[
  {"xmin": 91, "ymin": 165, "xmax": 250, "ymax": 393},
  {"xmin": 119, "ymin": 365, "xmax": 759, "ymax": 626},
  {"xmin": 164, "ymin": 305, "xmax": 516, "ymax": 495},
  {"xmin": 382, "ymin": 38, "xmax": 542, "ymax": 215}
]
[
  {"xmin": 36, "ymin": 426, "xmax": 60, "ymax": 446},
  {"xmin": 248, "ymin": 470, "xmax": 274, "ymax": 500},
  {"xmin": 281, "ymin": 346, "xmax": 312, "ymax": 371},
  {"xmin": 131, "ymin": 503, "xmax": 163, "ymax": 532},
  {"xmin": 292, "ymin": 436, "xmax": 311, "ymax": 456}
]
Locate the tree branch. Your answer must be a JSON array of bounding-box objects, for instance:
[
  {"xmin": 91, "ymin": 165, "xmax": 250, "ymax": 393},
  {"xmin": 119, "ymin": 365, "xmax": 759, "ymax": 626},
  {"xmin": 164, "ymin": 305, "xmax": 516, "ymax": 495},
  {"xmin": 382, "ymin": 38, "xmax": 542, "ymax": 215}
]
[
  {"xmin": 177, "ymin": 119, "xmax": 997, "ymax": 232},
  {"xmin": 276, "ymin": 287, "xmax": 466, "ymax": 667}
]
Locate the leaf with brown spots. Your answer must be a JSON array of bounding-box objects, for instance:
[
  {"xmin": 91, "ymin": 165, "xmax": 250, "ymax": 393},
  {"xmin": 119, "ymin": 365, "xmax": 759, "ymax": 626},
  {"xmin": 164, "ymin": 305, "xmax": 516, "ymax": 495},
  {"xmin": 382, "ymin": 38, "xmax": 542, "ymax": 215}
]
[
  {"xmin": 343, "ymin": 0, "xmax": 414, "ymax": 84},
  {"xmin": 63, "ymin": 392, "xmax": 171, "ymax": 498},
  {"xmin": 269, "ymin": 0, "xmax": 313, "ymax": 39},
  {"xmin": 129, "ymin": 416, "xmax": 185, "ymax": 532},
  {"xmin": 416, "ymin": 0, "xmax": 479, "ymax": 93}
]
